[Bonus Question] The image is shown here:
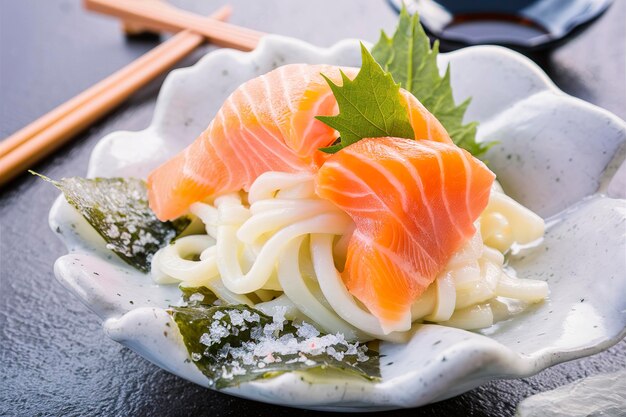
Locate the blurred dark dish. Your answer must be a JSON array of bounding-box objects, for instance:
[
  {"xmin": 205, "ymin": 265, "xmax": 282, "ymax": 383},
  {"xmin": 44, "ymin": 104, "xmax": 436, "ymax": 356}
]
[{"xmin": 387, "ymin": 0, "xmax": 613, "ymax": 51}]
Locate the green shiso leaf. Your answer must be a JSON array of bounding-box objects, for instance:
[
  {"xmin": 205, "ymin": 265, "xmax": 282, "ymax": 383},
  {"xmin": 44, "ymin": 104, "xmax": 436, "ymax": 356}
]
[
  {"xmin": 371, "ymin": 7, "xmax": 490, "ymax": 158},
  {"xmin": 317, "ymin": 43, "xmax": 415, "ymax": 153},
  {"xmin": 170, "ymin": 303, "xmax": 380, "ymax": 389},
  {"xmin": 34, "ymin": 172, "xmax": 189, "ymax": 272}
]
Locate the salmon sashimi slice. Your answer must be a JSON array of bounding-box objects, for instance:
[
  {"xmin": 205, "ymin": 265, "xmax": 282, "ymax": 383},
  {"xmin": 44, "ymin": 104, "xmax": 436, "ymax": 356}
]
[
  {"xmin": 401, "ymin": 90, "xmax": 452, "ymax": 145},
  {"xmin": 149, "ymin": 64, "xmax": 352, "ymax": 220},
  {"xmin": 148, "ymin": 64, "xmax": 452, "ymax": 221},
  {"xmin": 316, "ymin": 137, "xmax": 495, "ymax": 331}
]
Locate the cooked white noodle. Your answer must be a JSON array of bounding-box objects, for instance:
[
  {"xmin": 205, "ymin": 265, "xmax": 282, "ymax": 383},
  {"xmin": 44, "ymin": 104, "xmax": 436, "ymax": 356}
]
[
  {"xmin": 424, "ymin": 272, "xmax": 457, "ymax": 322},
  {"xmin": 310, "ymin": 233, "xmax": 411, "ymax": 341},
  {"xmin": 157, "ymin": 235, "xmax": 217, "ymax": 282},
  {"xmin": 440, "ymin": 303, "xmax": 494, "ymax": 330},
  {"xmin": 277, "ymin": 235, "xmax": 362, "ymax": 339},
  {"xmin": 151, "ymin": 172, "xmax": 549, "ymax": 340}
]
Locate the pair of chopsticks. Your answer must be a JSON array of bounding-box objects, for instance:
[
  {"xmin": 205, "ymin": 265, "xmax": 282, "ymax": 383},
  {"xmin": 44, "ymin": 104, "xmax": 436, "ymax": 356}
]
[{"xmin": 0, "ymin": 0, "xmax": 266, "ymax": 187}]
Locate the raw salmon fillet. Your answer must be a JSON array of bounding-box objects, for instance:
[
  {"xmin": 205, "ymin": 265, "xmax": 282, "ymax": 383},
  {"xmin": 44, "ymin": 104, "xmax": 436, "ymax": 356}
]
[
  {"xmin": 316, "ymin": 137, "xmax": 495, "ymax": 330},
  {"xmin": 148, "ymin": 64, "xmax": 451, "ymax": 220}
]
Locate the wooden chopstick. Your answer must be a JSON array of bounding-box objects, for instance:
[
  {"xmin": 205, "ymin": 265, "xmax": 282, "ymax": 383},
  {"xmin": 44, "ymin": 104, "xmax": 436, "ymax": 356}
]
[
  {"xmin": 0, "ymin": 5, "xmax": 264, "ymax": 187},
  {"xmin": 84, "ymin": 0, "xmax": 265, "ymax": 51}
]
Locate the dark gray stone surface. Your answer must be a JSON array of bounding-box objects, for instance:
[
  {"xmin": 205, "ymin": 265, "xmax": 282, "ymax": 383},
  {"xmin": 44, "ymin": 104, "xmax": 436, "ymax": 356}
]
[{"xmin": 1, "ymin": 1, "xmax": 624, "ymax": 416}]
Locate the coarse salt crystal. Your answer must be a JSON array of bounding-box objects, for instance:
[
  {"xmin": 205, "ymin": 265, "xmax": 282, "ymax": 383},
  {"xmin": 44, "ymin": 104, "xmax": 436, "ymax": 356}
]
[
  {"xmin": 195, "ymin": 305, "xmax": 371, "ymax": 382},
  {"xmin": 189, "ymin": 293, "xmax": 205, "ymax": 303},
  {"xmin": 345, "ymin": 344, "xmax": 358, "ymax": 355},
  {"xmin": 107, "ymin": 224, "xmax": 120, "ymax": 238},
  {"xmin": 242, "ymin": 309, "xmax": 260, "ymax": 323},
  {"xmin": 296, "ymin": 322, "xmax": 320, "ymax": 339},
  {"xmin": 356, "ymin": 348, "xmax": 369, "ymax": 362},
  {"xmin": 326, "ymin": 346, "xmax": 345, "ymax": 361},
  {"xmin": 278, "ymin": 333, "xmax": 295, "ymax": 343},
  {"xmin": 217, "ymin": 343, "xmax": 231, "ymax": 358},
  {"xmin": 199, "ymin": 333, "xmax": 212, "ymax": 346},
  {"xmin": 250, "ymin": 326, "xmax": 263, "ymax": 339},
  {"xmin": 228, "ymin": 310, "xmax": 245, "ymax": 326}
]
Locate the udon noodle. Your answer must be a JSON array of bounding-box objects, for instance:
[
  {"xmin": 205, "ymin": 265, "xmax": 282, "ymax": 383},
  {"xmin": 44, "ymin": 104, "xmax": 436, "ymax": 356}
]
[{"xmin": 151, "ymin": 171, "xmax": 548, "ymax": 342}]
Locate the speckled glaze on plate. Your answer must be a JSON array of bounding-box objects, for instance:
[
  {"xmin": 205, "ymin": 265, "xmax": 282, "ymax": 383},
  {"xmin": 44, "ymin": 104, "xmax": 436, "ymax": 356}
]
[{"xmin": 48, "ymin": 35, "xmax": 626, "ymax": 412}]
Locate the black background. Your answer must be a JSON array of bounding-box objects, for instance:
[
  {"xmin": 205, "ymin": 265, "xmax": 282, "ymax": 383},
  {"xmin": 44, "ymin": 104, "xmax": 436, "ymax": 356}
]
[{"xmin": 1, "ymin": 1, "xmax": 625, "ymax": 416}]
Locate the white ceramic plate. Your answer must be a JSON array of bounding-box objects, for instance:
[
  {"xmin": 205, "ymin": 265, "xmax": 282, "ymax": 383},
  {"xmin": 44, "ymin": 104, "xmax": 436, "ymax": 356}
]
[{"xmin": 49, "ymin": 35, "xmax": 626, "ymax": 412}]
